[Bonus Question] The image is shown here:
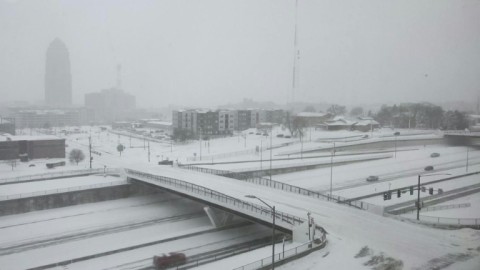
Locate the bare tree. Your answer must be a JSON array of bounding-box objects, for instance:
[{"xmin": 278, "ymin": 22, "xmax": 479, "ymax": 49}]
[
  {"xmin": 69, "ymin": 149, "xmax": 85, "ymax": 165},
  {"xmin": 327, "ymin": 104, "xmax": 346, "ymax": 116},
  {"xmin": 117, "ymin": 144, "xmax": 125, "ymax": 156}
]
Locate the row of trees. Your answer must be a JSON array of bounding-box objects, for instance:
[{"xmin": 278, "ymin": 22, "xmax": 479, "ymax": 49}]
[{"xmin": 373, "ymin": 103, "xmax": 469, "ymax": 130}]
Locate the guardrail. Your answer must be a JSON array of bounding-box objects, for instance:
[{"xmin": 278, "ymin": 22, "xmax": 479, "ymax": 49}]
[
  {"xmin": 443, "ymin": 130, "xmax": 480, "ymax": 136},
  {"xmin": 0, "ymin": 168, "xmax": 121, "ymax": 185},
  {"xmin": 385, "ymin": 213, "xmax": 480, "ymax": 228},
  {"xmin": 0, "ymin": 180, "xmax": 129, "ymax": 201},
  {"xmin": 187, "ymin": 148, "xmax": 257, "ymax": 162},
  {"xmin": 393, "ymin": 203, "xmax": 471, "ymax": 215},
  {"xmin": 179, "ymin": 165, "xmax": 333, "ymax": 201},
  {"xmin": 233, "ymin": 232, "xmax": 327, "ymax": 270},
  {"xmin": 125, "ymin": 169, "xmax": 304, "ymax": 228}
]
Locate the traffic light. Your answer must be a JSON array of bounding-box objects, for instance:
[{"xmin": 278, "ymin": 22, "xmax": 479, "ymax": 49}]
[
  {"xmin": 438, "ymin": 188, "xmax": 443, "ymax": 194},
  {"xmin": 429, "ymin": 188, "xmax": 434, "ymax": 195},
  {"xmin": 410, "ymin": 186, "xmax": 414, "ymax": 195},
  {"xmin": 383, "ymin": 191, "xmax": 391, "ymax": 200},
  {"xmin": 421, "ymin": 186, "xmax": 426, "ymax": 192},
  {"xmin": 397, "ymin": 190, "xmax": 401, "ymax": 198}
]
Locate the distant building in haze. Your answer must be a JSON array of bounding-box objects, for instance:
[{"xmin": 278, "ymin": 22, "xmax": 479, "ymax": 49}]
[
  {"xmin": 85, "ymin": 88, "xmax": 136, "ymax": 123},
  {"xmin": 45, "ymin": 38, "xmax": 72, "ymax": 107}
]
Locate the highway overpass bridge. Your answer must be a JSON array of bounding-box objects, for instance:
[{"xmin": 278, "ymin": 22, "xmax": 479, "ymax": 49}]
[
  {"xmin": 444, "ymin": 131, "xmax": 480, "ymax": 146},
  {"xmin": 125, "ymin": 164, "xmax": 326, "ymax": 244}
]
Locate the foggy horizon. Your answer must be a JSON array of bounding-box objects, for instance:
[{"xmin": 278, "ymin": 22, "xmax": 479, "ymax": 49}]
[{"xmin": 1, "ymin": 0, "xmax": 479, "ymax": 109}]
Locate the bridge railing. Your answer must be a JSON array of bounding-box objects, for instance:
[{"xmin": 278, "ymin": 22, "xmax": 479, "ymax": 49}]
[
  {"xmin": 179, "ymin": 165, "xmax": 333, "ymax": 201},
  {"xmin": 125, "ymin": 169, "xmax": 304, "ymax": 227},
  {"xmin": 179, "ymin": 165, "xmax": 388, "ymax": 214}
]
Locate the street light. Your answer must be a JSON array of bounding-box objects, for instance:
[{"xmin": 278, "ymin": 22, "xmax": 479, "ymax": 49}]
[
  {"xmin": 466, "ymin": 147, "xmax": 469, "ymax": 172},
  {"xmin": 394, "ymin": 133, "xmax": 398, "ymax": 158},
  {"xmin": 245, "ymin": 195, "xmax": 276, "ymax": 269},
  {"xmin": 416, "ymin": 173, "xmax": 451, "ymax": 220},
  {"xmin": 329, "ymin": 141, "xmax": 336, "ymax": 200}
]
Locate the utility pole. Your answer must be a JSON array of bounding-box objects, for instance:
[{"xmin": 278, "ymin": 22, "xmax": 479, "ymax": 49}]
[
  {"xmin": 270, "ymin": 129, "xmax": 273, "ymax": 181},
  {"xmin": 260, "ymin": 139, "xmax": 263, "ymax": 171},
  {"xmin": 199, "ymin": 128, "xmax": 202, "ymax": 161},
  {"xmin": 148, "ymin": 141, "xmax": 150, "ymax": 162},
  {"xmin": 417, "ymin": 175, "xmax": 421, "ymax": 220},
  {"xmin": 466, "ymin": 147, "xmax": 469, "ymax": 172},
  {"xmin": 300, "ymin": 132, "xmax": 303, "ymax": 159},
  {"xmin": 89, "ymin": 136, "xmax": 92, "ymax": 169}
]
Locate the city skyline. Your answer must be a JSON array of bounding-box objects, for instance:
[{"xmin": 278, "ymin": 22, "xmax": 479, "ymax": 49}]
[{"xmin": 0, "ymin": 0, "xmax": 479, "ymax": 108}]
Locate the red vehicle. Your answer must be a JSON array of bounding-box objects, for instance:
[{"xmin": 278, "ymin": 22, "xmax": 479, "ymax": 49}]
[{"xmin": 153, "ymin": 252, "xmax": 186, "ymax": 269}]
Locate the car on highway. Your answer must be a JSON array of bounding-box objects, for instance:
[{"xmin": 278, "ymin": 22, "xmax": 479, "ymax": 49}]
[
  {"xmin": 153, "ymin": 252, "xmax": 186, "ymax": 269},
  {"xmin": 430, "ymin": 153, "xmax": 440, "ymax": 158},
  {"xmin": 424, "ymin": 165, "xmax": 434, "ymax": 171},
  {"xmin": 366, "ymin": 175, "xmax": 379, "ymax": 182},
  {"xmin": 158, "ymin": 160, "xmax": 173, "ymax": 165},
  {"xmin": 394, "ymin": 131, "xmax": 400, "ymax": 136}
]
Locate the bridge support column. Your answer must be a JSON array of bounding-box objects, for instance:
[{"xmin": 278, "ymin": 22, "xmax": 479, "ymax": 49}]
[
  {"xmin": 204, "ymin": 206, "xmax": 236, "ymax": 228},
  {"xmin": 292, "ymin": 218, "xmax": 326, "ymax": 246}
]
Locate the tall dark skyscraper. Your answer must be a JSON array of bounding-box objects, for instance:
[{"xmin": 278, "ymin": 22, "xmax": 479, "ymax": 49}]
[{"xmin": 45, "ymin": 38, "xmax": 72, "ymax": 107}]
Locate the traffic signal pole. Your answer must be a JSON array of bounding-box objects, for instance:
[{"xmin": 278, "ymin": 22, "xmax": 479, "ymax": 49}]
[{"xmin": 416, "ymin": 175, "xmax": 421, "ymax": 220}]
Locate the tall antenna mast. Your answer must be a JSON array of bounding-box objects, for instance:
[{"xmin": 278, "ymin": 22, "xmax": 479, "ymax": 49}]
[
  {"xmin": 477, "ymin": 96, "xmax": 479, "ymax": 115},
  {"xmin": 290, "ymin": 0, "xmax": 300, "ymax": 105}
]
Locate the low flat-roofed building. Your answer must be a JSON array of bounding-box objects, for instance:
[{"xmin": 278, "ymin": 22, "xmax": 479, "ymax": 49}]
[{"xmin": 0, "ymin": 135, "xmax": 65, "ymax": 161}]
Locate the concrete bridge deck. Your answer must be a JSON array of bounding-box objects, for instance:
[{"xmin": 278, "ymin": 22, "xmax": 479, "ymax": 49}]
[{"xmin": 125, "ymin": 164, "xmax": 306, "ymax": 234}]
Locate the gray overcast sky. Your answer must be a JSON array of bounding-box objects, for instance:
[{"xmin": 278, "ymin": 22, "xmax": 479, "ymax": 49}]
[{"xmin": 1, "ymin": 0, "xmax": 479, "ymax": 108}]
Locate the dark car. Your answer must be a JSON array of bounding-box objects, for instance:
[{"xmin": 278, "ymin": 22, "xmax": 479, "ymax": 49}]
[
  {"xmin": 394, "ymin": 131, "xmax": 400, "ymax": 136},
  {"xmin": 255, "ymin": 132, "xmax": 261, "ymax": 135},
  {"xmin": 430, "ymin": 153, "xmax": 440, "ymax": 158},
  {"xmin": 153, "ymin": 252, "xmax": 186, "ymax": 269},
  {"xmin": 366, "ymin": 175, "xmax": 379, "ymax": 182},
  {"xmin": 158, "ymin": 160, "xmax": 173, "ymax": 165},
  {"xmin": 276, "ymin": 134, "xmax": 284, "ymax": 138},
  {"xmin": 424, "ymin": 165, "xmax": 434, "ymax": 171},
  {"xmin": 285, "ymin": 135, "xmax": 292, "ymax": 138}
]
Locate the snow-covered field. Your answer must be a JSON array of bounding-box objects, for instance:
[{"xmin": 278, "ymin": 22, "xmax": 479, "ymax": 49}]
[{"xmin": 1, "ymin": 127, "xmax": 479, "ymax": 269}]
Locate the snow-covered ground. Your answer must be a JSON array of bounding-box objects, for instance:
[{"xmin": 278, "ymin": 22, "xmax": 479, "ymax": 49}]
[
  {"xmin": 126, "ymin": 163, "xmax": 480, "ymax": 270},
  {"xmin": 2, "ymin": 127, "xmax": 480, "ymax": 269}
]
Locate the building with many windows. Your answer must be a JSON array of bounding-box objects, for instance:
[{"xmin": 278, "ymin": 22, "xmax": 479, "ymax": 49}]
[
  {"xmin": 9, "ymin": 108, "xmax": 85, "ymax": 128},
  {"xmin": 172, "ymin": 108, "xmax": 288, "ymax": 140},
  {"xmin": 0, "ymin": 117, "xmax": 15, "ymax": 135},
  {"xmin": 45, "ymin": 38, "xmax": 72, "ymax": 107}
]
